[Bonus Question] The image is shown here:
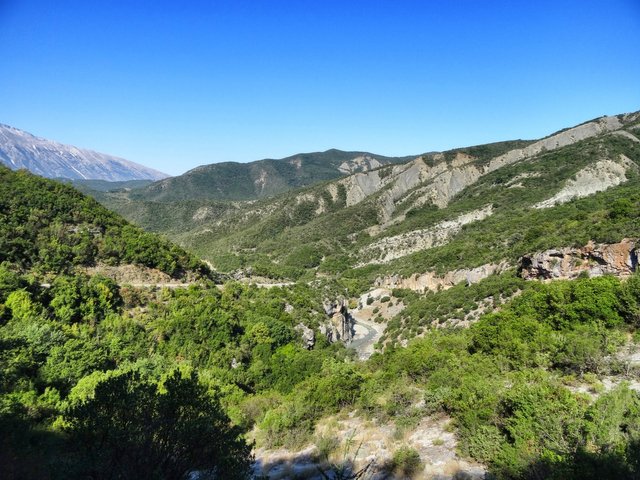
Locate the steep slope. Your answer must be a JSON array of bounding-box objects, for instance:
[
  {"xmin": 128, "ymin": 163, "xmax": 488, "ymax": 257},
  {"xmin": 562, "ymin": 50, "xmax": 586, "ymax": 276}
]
[
  {"xmin": 0, "ymin": 165, "xmax": 209, "ymax": 280},
  {"xmin": 4, "ymin": 115, "xmax": 640, "ymax": 480},
  {"xmin": 124, "ymin": 112, "xmax": 640, "ymax": 284},
  {"xmin": 0, "ymin": 123, "xmax": 168, "ymax": 181},
  {"xmin": 128, "ymin": 149, "xmax": 416, "ymax": 202}
]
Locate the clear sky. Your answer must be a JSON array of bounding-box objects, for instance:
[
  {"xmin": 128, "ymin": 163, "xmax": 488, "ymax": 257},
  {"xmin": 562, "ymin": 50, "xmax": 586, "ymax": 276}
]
[{"xmin": 1, "ymin": 0, "xmax": 639, "ymax": 176}]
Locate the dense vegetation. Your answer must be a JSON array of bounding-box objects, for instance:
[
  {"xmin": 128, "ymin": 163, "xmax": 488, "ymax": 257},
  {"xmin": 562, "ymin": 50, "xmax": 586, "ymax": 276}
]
[
  {"xmin": 3, "ymin": 115, "xmax": 640, "ymax": 479},
  {"xmin": 4, "ymin": 254, "xmax": 640, "ymax": 478},
  {"xmin": 0, "ymin": 166, "xmax": 209, "ymax": 278},
  {"xmin": 0, "ymin": 260, "xmax": 359, "ymax": 477},
  {"xmin": 248, "ymin": 274, "xmax": 640, "ymax": 479}
]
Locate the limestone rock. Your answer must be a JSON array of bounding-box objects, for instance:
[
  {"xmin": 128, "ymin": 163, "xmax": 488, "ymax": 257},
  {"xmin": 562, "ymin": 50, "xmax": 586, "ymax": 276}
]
[
  {"xmin": 330, "ymin": 115, "xmax": 625, "ymax": 225},
  {"xmin": 294, "ymin": 323, "xmax": 315, "ymax": 350},
  {"xmin": 359, "ymin": 206, "xmax": 494, "ymax": 266},
  {"xmin": 533, "ymin": 156, "xmax": 636, "ymax": 209},
  {"xmin": 321, "ymin": 298, "xmax": 355, "ymax": 343},
  {"xmin": 337, "ymin": 155, "xmax": 383, "ymax": 174},
  {"xmin": 520, "ymin": 239, "xmax": 638, "ymax": 280},
  {"xmin": 374, "ymin": 262, "xmax": 510, "ymax": 293}
]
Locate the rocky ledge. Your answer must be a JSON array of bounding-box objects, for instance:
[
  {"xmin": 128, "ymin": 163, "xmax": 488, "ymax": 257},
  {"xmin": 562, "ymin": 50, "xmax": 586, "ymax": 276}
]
[
  {"xmin": 519, "ymin": 239, "xmax": 638, "ymax": 281},
  {"xmin": 375, "ymin": 261, "xmax": 510, "ymax": 293}
]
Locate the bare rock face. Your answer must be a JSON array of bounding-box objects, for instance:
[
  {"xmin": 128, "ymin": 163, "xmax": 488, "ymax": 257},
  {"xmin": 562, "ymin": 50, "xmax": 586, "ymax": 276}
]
[
  {"xmin": 337, "ymin": 155, "xmax": 383, "ymax": 174},
  {"xmin": 484, "ymin": 115, "xmax": 623, "ymax": 174},
  {"xmin": 358, "ymin": 206, "xmax": 494, "ymax": 266},
  {"xmin": 294, "ymin": 323, "xmax": 315, "ymax": 350},
  {"xmin": 520, "ymin": 239, "xmax": 638, "ymax": 280},
  {"xmin": 320, "ymin": 298, "xmax": 355, "ymax": 344},
  {"xmin": 330, "ymin": 115, "xmax": 627, "ymax": 225},
  {"xmin": 375, "ymin": 262, "xmax": 511, "ymax": 293},
  {"xmin": 533, "ymin": 155, "xmax": 636, "ymax": 209}
]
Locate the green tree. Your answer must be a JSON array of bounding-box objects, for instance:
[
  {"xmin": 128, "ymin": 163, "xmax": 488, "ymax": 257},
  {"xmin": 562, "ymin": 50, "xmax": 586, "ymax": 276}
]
[{"xmin": 63, "ymin": 369, "xmax": 252, "ymax": 479}]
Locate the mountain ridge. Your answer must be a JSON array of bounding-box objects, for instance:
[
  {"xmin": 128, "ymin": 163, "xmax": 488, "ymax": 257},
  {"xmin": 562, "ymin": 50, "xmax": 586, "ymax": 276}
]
[
  {"xmin": 96, "ymin": 111, "xmax": 640, "ymax": 285},
  {"xmin": 129, "ymin": 148, "xmax": 418, "ymax": 202},
  {"xmin": 3, "ymin": 111, "xmax": 640, "ymax": 480},
  {"xmin": 0, "ymin": 123, "xmax": 168, "ymax": 181}
]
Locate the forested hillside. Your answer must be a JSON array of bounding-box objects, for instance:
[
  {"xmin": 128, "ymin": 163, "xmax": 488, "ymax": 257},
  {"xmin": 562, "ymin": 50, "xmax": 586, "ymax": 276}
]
[
  {"xmin": 5, "ymin": 262, "xmax": 640, "ymax": 478},
  {"xmin": 102, "ymin": 113, "xmax": 640, "ymax": 288},
  {"xmin": 0, "ymin": 166, "xmax": 209, "ymax": 279},
  {"xmin": 0, "ymin": 167, "xmax": 353, "ymax": 478},
  {"xmin": 3, "ymin": 112, "xmax": 640, "ymax": 479},
  {"xmin": 123, "ymin": 149, "xmax": 416, "ymax": 203}
]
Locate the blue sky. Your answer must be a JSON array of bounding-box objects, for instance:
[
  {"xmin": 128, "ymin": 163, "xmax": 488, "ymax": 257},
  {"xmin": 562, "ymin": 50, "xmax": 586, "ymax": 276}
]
[{"xmin": 1, "ymin": 0, "xmax": 639, "ymax": 175}]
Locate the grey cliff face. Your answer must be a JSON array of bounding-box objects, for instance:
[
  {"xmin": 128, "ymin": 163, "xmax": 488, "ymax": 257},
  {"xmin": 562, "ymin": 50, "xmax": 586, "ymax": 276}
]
[
  {"xmin": 294, "ymin": 323, "xmax": 316, "ymax": 350},
  {"xmin": 320, "ymin": 298, "xmax": 355, "ymax": 344}
]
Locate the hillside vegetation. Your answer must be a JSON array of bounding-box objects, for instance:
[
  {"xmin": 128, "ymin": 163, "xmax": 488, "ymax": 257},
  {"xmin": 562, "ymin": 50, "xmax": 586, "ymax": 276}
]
[
  {"xmin": 96, "ymin": 113, "xmax": 640, "ymax": 288},
  {"xmin": 3, "ymin": 111, "xmax": 640, "ymax": 479},
  {"xmin": 125, "ymin": 149, "xmax": 415, "ymax": 202},
  {"xmin": 0, "ymin": 166, "xmax": 209, "ymax": 279},
  {"xmin": 0, "ymin": 168, "xmax": 349, "ymax": 477}
]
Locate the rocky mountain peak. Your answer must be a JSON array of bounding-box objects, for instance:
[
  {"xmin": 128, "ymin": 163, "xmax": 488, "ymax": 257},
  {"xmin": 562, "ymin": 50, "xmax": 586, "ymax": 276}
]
[{"xmin": 0, "ymin": 123, "xmax": 168, "ymax": 181}]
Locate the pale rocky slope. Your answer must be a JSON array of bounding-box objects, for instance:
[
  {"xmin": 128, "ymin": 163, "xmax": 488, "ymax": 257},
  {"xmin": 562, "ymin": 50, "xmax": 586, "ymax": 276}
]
[
  {"xmin": 358, "ymin": 205, "xmax": 494, "ymax": 266},
  {"xmin": 203, "ymin": 112, "xmax": 638, "ymax": 253},
  {"xmin": 330, "ymin": 114, "xmax": 628, "ymax": 222},
  {"xmin": 0, "ymin": 123, "xmax": 168, "ymax": 181},
  {"xmin": 534, "ymin": 154, "xmax": 636, "ymax": 209}
]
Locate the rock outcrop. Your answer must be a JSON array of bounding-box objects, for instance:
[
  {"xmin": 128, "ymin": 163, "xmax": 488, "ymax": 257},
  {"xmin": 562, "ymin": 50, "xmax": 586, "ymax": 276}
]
[
  {"xmin": 358, "ymin": 205, "xmax": 494, "ymax": 266},
  {"xmin": 294, "ymin": 323, "xmax": 315, "ymax": 350},
  {"xmin": 375, "ymin": 261, "xmax": 511, "ymax": 293},
  {"xmin": 328, "ymin": 115, "xmax": 626, "ymax": 224},
  {"xmin": 520, "ymin": 239, "xmax": 638, "ymax": 280},
  {"xmin": 337, "ymin": 155, "xmax": 383, "ymax": 174},
  {"xmin": 320, "ymin": 298, "xmax": 355, "ymax": 343}
]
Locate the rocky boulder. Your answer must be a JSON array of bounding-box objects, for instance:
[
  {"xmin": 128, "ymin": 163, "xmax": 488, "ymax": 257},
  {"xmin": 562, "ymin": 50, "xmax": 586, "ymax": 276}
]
[{"xmin": 294, "ymin": 323, "xmax": 315, "ymax": 350}]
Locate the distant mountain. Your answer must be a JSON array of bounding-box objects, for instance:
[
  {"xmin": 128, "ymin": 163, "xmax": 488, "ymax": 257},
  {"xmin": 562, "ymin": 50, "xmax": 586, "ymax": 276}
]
[
  {"xmin": 0, "ymin": 123, "xmax": 168, "ymax": 181},
  {"xmin": 130, "ymin": 149, "xmax": 417, "ymax": 202}
]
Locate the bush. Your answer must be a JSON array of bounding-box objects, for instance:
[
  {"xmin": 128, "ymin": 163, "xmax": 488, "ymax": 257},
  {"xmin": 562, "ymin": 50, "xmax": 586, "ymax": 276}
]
[
  {"xmin": 390, "ymin": 446, "xmax": 422, "ymax": 477},
  {"xmin": 315, "ymin": 434, "xmax": 340, "ymax": 462}
]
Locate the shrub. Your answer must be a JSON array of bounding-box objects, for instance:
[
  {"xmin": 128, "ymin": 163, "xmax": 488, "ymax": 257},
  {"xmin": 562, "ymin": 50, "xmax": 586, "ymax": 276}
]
[{"xmin": 390, "ymin": 446, "xmax": 422, "ymax": 477}]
